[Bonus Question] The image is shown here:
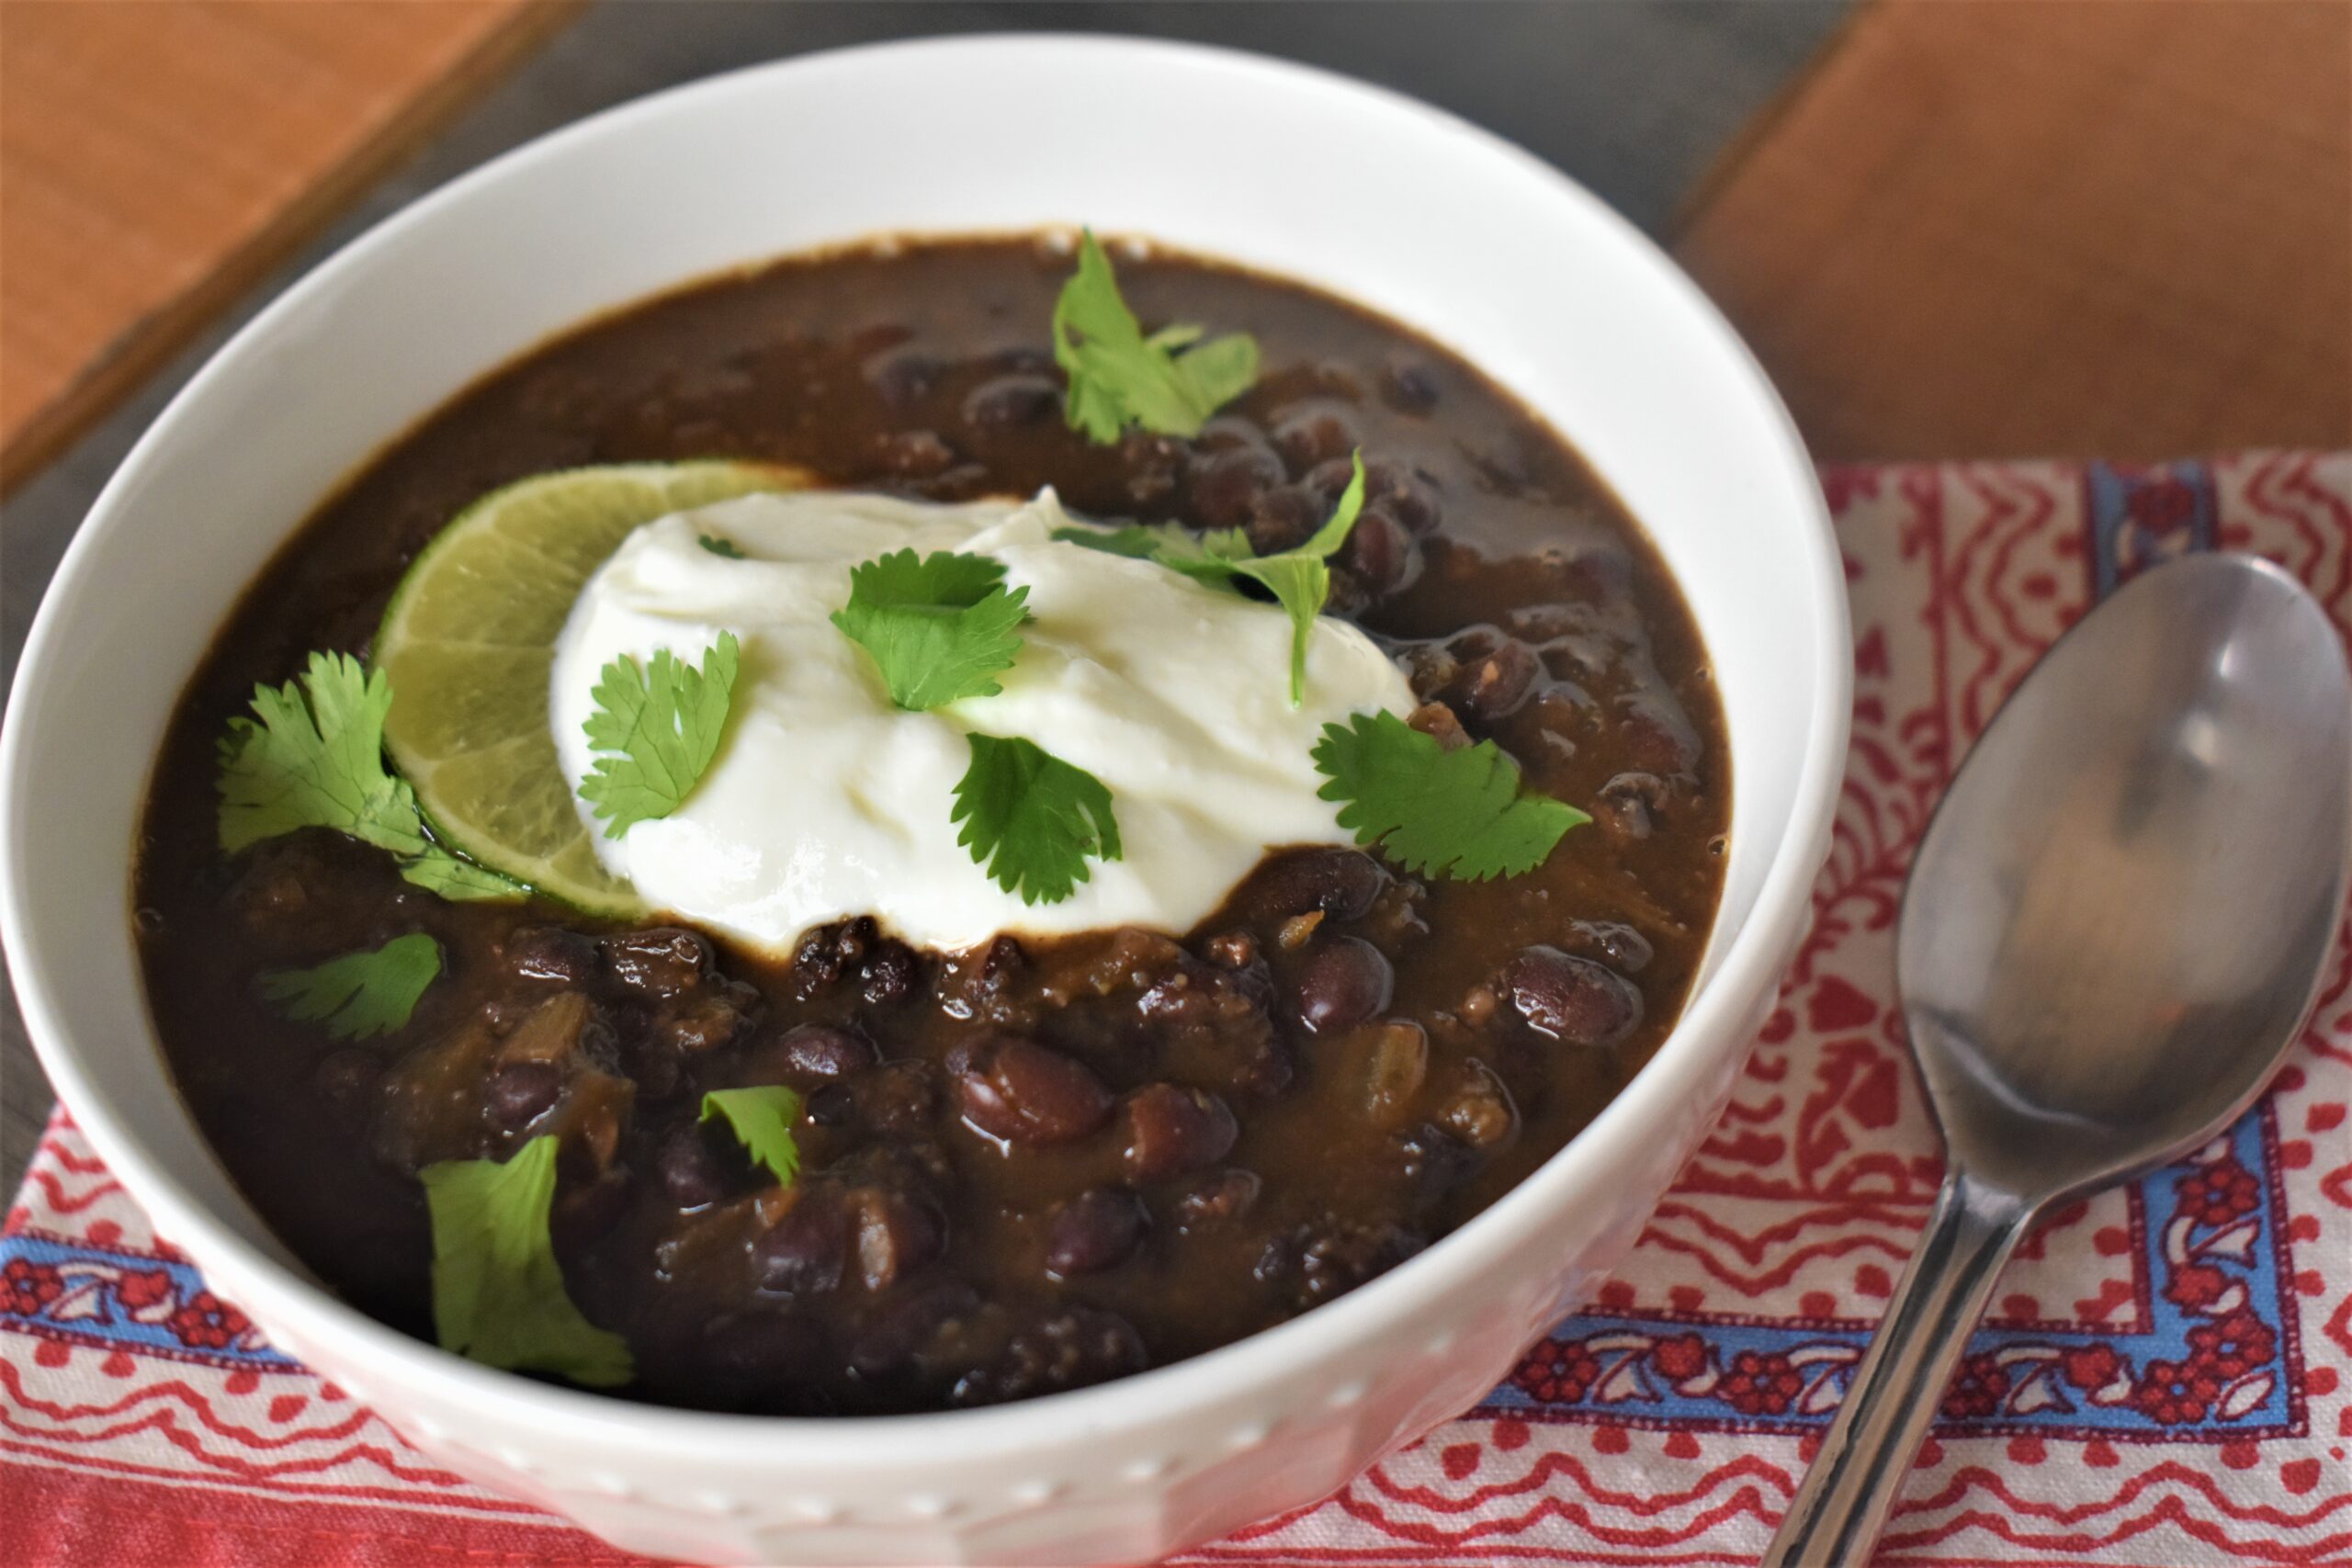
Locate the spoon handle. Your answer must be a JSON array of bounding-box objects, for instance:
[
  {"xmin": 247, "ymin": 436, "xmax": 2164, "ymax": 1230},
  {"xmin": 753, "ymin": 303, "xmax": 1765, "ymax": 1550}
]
[{"xmin": 1761, "ymin": 1169, "xmax": 2036, "ymax": 1568}]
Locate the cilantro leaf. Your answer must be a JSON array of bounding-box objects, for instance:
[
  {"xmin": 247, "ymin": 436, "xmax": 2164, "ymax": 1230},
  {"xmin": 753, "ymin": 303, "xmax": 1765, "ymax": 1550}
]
[
  {"xmin": 1052, "ymin": 231, "xmax": 1260, "ymax": 442},
  {"xmin": 396, "ymin": 852, "xmax": 531, "ymax": 902},
  {"xmin": 219, "ymin": 652, "xmax": 418, "ymax": 853},
  {"xmin": 1053, "ymin": 459, "xmax": 1365, "ymax": 705},
  {"xmin": 1159, "ymin": 452, "xmax": 1368, "ymax": 704},
  {"xmin": 950, "ymin": 734, "xmax": 1123, "ymax": 905},
  {"xmin": 578, "ymin": 633, "xmax": 740, "ymax": 839},
  {"xmin": 260, "ymin": 932, "xmax": 441, "ymax": 1040},
  {"xmin": 1312, "ymin": 710, "xmax": 1588, "ymax": 881},
  {"xmin": 697, "ymin": 534, "xmax": 746, "ymax": 559},
  {"xmin": 421, "ymin": 1135, "xmax": 633, "ymax": 1387},
  {"xmin": 217, "ymin": 652, "xmax": 525, "ymax": 901},
  {"xmin": 830, "ymin": 549, "xmax": 1029, "ymax": 710},
  {"xmin": 1052, "ymin": 524, "xmax": 1165, "ymax": 559},
  {"xmin": 700, "ymin": 1086, "xmax": 804, "ymax": 1187}
]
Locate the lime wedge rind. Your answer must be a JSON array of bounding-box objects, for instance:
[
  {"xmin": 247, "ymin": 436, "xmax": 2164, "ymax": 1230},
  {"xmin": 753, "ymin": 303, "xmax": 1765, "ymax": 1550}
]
[{"xmin": 374, "ymin": 460, "xmax": 808, "ymax": 917}]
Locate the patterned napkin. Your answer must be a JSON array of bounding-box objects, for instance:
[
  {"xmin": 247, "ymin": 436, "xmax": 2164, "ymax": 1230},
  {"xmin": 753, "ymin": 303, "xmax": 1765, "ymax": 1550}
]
[{"xmin": 6, "ymin": 454, "xmax": 2348, "ymax": 1567}]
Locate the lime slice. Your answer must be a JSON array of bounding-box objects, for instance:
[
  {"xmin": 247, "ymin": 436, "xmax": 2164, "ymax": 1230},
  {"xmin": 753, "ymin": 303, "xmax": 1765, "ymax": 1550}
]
[{"xmin": 374, "ymin": 461, "xmax": 808, "ymax": 916}]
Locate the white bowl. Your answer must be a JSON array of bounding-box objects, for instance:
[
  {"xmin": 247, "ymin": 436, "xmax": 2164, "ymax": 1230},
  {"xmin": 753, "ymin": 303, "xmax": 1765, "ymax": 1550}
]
[{"xmin": 0, "ymin": 35, "xmax": 1848, "ymax": 1566}]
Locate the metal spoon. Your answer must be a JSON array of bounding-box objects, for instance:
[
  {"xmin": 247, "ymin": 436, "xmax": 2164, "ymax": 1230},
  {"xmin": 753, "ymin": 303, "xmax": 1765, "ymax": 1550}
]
[{"xmin": 1763, "ymin": 553, "xmax": 2352, "ymax": 1568}]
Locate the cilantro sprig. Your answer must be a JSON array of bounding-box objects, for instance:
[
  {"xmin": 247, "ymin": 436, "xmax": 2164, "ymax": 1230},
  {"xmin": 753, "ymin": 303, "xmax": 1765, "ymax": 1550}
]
[
  {"xmin": 421, "ymin": 1135, "xmax": 632, "ymax": 1387},
  {"xmin": 831, "ymin": 549, "xmax": 1029, "ymax": 710},
  {"xmin": 217, "ymin": 652, "xmax": 523, "ymax": 900},
  {"xmin": 1313, "ymin": 710, "xmax": 1588, "ymax": 881},
  {"xmin": 578, "ymin": 633, "xmax": 740, "ymax": 839},
  {"xmin": 1051, "ymin": 523, "xmax": 1165, "ymax": 561},
  {"xmin": 700, "ymin": 1086, "xmax": 805, "ymax": 1187},
  {"xmin": 951, "ymin": 734, "xmax": 1123, "ymax": 905},
  {"xmin": 697, "ymin": 534, "xmax": 747, "ymax": 559},
  {"xmin": 1053, "ymin": 231, "xmax": 1259, "ymax": 443},
  {"xmin": 261, "ymin": 932, "xmax": 441, "ymax": 1040},
  {"xmin": 1053, "ymin": 452, "xmax": 1367, "ymax": 705}
]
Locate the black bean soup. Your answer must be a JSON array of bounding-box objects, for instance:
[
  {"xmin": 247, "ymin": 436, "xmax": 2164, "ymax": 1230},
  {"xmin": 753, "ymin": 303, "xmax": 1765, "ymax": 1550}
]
[{"xmin": 136, "ymin": 235, "xmax": 1727, "ymax": 1415}]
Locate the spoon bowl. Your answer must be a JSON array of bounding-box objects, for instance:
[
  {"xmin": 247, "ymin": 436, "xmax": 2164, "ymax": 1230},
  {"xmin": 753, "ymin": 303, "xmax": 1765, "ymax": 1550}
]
[
  {"xmin": 1902, "ymin": 551, "xmax": 2352, "ymax": 1200},
  {"xmin": 1767, "ymin": 552, "xmax": 2351, "ymax": 1567}
]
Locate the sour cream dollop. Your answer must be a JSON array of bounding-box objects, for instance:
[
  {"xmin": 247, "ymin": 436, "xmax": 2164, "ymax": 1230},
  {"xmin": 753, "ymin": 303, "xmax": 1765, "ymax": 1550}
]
[{"xmin": 550, "ymin": 488, "xmax": 1414, "ymax": 953}]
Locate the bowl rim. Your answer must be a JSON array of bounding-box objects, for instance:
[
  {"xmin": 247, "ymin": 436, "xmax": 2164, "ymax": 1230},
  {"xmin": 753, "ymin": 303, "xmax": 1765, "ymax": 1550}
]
[{"xmin": 1, "ymin": 31, "xmax": 1849, "ymax": 1465}]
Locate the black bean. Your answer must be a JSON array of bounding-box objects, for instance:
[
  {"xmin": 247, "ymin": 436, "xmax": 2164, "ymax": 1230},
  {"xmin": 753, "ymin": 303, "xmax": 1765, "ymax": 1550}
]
[
  {"xmin": 1530, "ymin": 682, "xmax": 1597, "ymax": 733},
  {"xmin": 1508, "ymin": 602, "xmax": 1586, "ymax": 642},
  {"xmin": 950, "ymin": 1308, "xmax": 1147, "ymax": 1407},
  {"xmin": 947, "ymin": 1034, "xmax": 1113, "ymax": 1147},
  {"xmin": 655, "ymin": 1124, "xmax": 731, "ymax": 1208},
  {"xmin": 805, "ymin": 1082, "xmax": 856, "ymax": 1128},
  {"xmin": 1119, "ymin": 431, "xmax": 1185, "ymax": 506},
  {"xmin": 484, "ymin": 1059, "xmax": 563, "ymax": 1129},
  {"xmin": 1188, "ymin": 446, "xmax": 1284, "ymax": 531},
  {"xmin": 1293, "ymin": 936, "xmax": 1394, "ymax": 1035},
  {"xmin": 1400, "ymin": 641, "xmax": 1459, "ymax": 700},
  {"xmin": 754, "ymin": 1195, "xmax": 848, "ymax": 1295},
  {"xmin": 962, "ymin": 373, "xmax": 1059, "ymax": 429},
  {"xmin": 1340, "ymin": 508, "xmax": 1416, "ymax": 598},
  {"xmin": 876, "ymin": 429, "xmax": 956, "ymax": 478},
  {"xmin": 979, "ymin": 933, "xmax": 1027, "ymax": 978},
  {"xmin": 1254, "ymin": 1215, "xmax": 1426, "ymax": 1309},
  {"xmin": 314, "ymin": 1048, "xmax": 380, "ymax": 1110},
  {"xmin": 1383, "ymin": 358, "xmax": 1442, "ymax": 413},
  {"xmin": 1433, "ymin": 1059, "xmax": 1518, "ymax": 1148},
  {"xmin": 940, "ymin": 934, "xmax": 1029, "ymax": 1023},
  {"xmin": 847, "ymin": 1282, "xmax": 979, "ymax": 1382},
  {"xmin": 1195, "ymin": 414, "xmax": 1273, "ymax": 454},
  {"xmin": 1440, "ymin": 637, "xmax": 1541, "ymax": 723},
  {"xmin": 1569, "ymin": 919, "xmax": 1654, "ymax": 975},
  {"xmin": 850, "ymin": 1186, "xmax": 946, "ymax": 1290},
  {"xmin": 1119, "ymin": 1084, "xmax": 1239, "ymax": 1181},
  {"xmin": 790, "ymin": 918, "xmax": 869, "ymax": 998},
  {"xmin": 1617, "ymin": 695, "xmax": 1701, "ymax": 776},
  {"xmin": 1499, "ymin": 946, "xmax": 1643, "ymax": 1047},
  {"xmin": 1204, "ymin": 928, "xmax": 1261, "ymax": 970},
  {"xmin": 745, "ymin": 1022, "xmax": 877, "ymax": 1085},
  {"xmin": 1561, "ymin": 545, "xmax": 1635, "ymax": 602},
  {"xmin": 1136, "ymin": 955, "xmax": 1230, "ymax": 1031},
  {"xmin": 1045, "ymin": 1187, "xmax": 1147, "ymax": 1278},
  {"xmin": 863, "ymin": 348, "xmax": 939, "ymax": 408},
  {"xmin": 1301, "ymin": 456, "xmax": 1360, "ymax": 505},
  {"xmin": 600, "ymin": 929, "xmax": 710, "ymax": 998},
  {"xmin": 1214, "ymin": 942, "xmax": 1278, "ymax": 1012},
  {"xmin": 990, "ymin": 344, "xmax": 1056, "ymax": 376},
  {"xmin": 1244, "ymin": 486, "xmax": 1321, "ymax": 554},
  {"xmin": 853, "ymin": 1059, "xmax": 940, "ymax": 1139},
  {"xmin": 660, "ymin": 988, "xmax": 752, "ymax": 1055},
  {"xmin": 1365, "ymin": 461, "xmax": 1442, "ymax": 536},
  {"xmin": 1254, "ymin": 848, "xmax": 1385, "ymax": 922},
  {"xmin": 1172, "ymin": 1168, "xmax": 1261, "ymax": 1233},
  {"xmin": 859, "ymin": 939, "xmax": 920, "ymax": 1006},
  {"xmin": 1391, "ymin": 1122, "xmax": 1479, "ymax": 1201},
  {"xmin": 503, "ymin": 926, "xmax": 601, "ymax": 986},
  {"xmin": 1447, "ymin": 625, "xmax": 1509, "ymax": 660},
  {"xmin": 1596, "ymin": 772, "xmax": 1667, "ymax": 841},
  {"xmin": 1270, "ymin": 403, "xmax": 1360, "ymax": 472}
]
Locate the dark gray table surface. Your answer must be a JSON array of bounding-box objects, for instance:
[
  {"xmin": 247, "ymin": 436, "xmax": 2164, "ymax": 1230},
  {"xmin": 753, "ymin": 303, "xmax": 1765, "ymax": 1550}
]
[{"xmin": 0, "ymin": 0, "xmax": 1847, "ymax": 1177}]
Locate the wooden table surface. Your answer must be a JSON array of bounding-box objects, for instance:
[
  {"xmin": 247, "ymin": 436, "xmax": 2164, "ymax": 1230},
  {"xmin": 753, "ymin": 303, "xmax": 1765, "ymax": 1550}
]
[
  {"xmin": 0, "ymin": 0, "xmax": 573, "ymax": 494},
  {"xmin": 1674, "ymin": 0, "xmax": 2352, "ymax": 460},
  {"xmin": 4, "ymin": 0, "xmax": 2348, "ymax": 1172}
]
